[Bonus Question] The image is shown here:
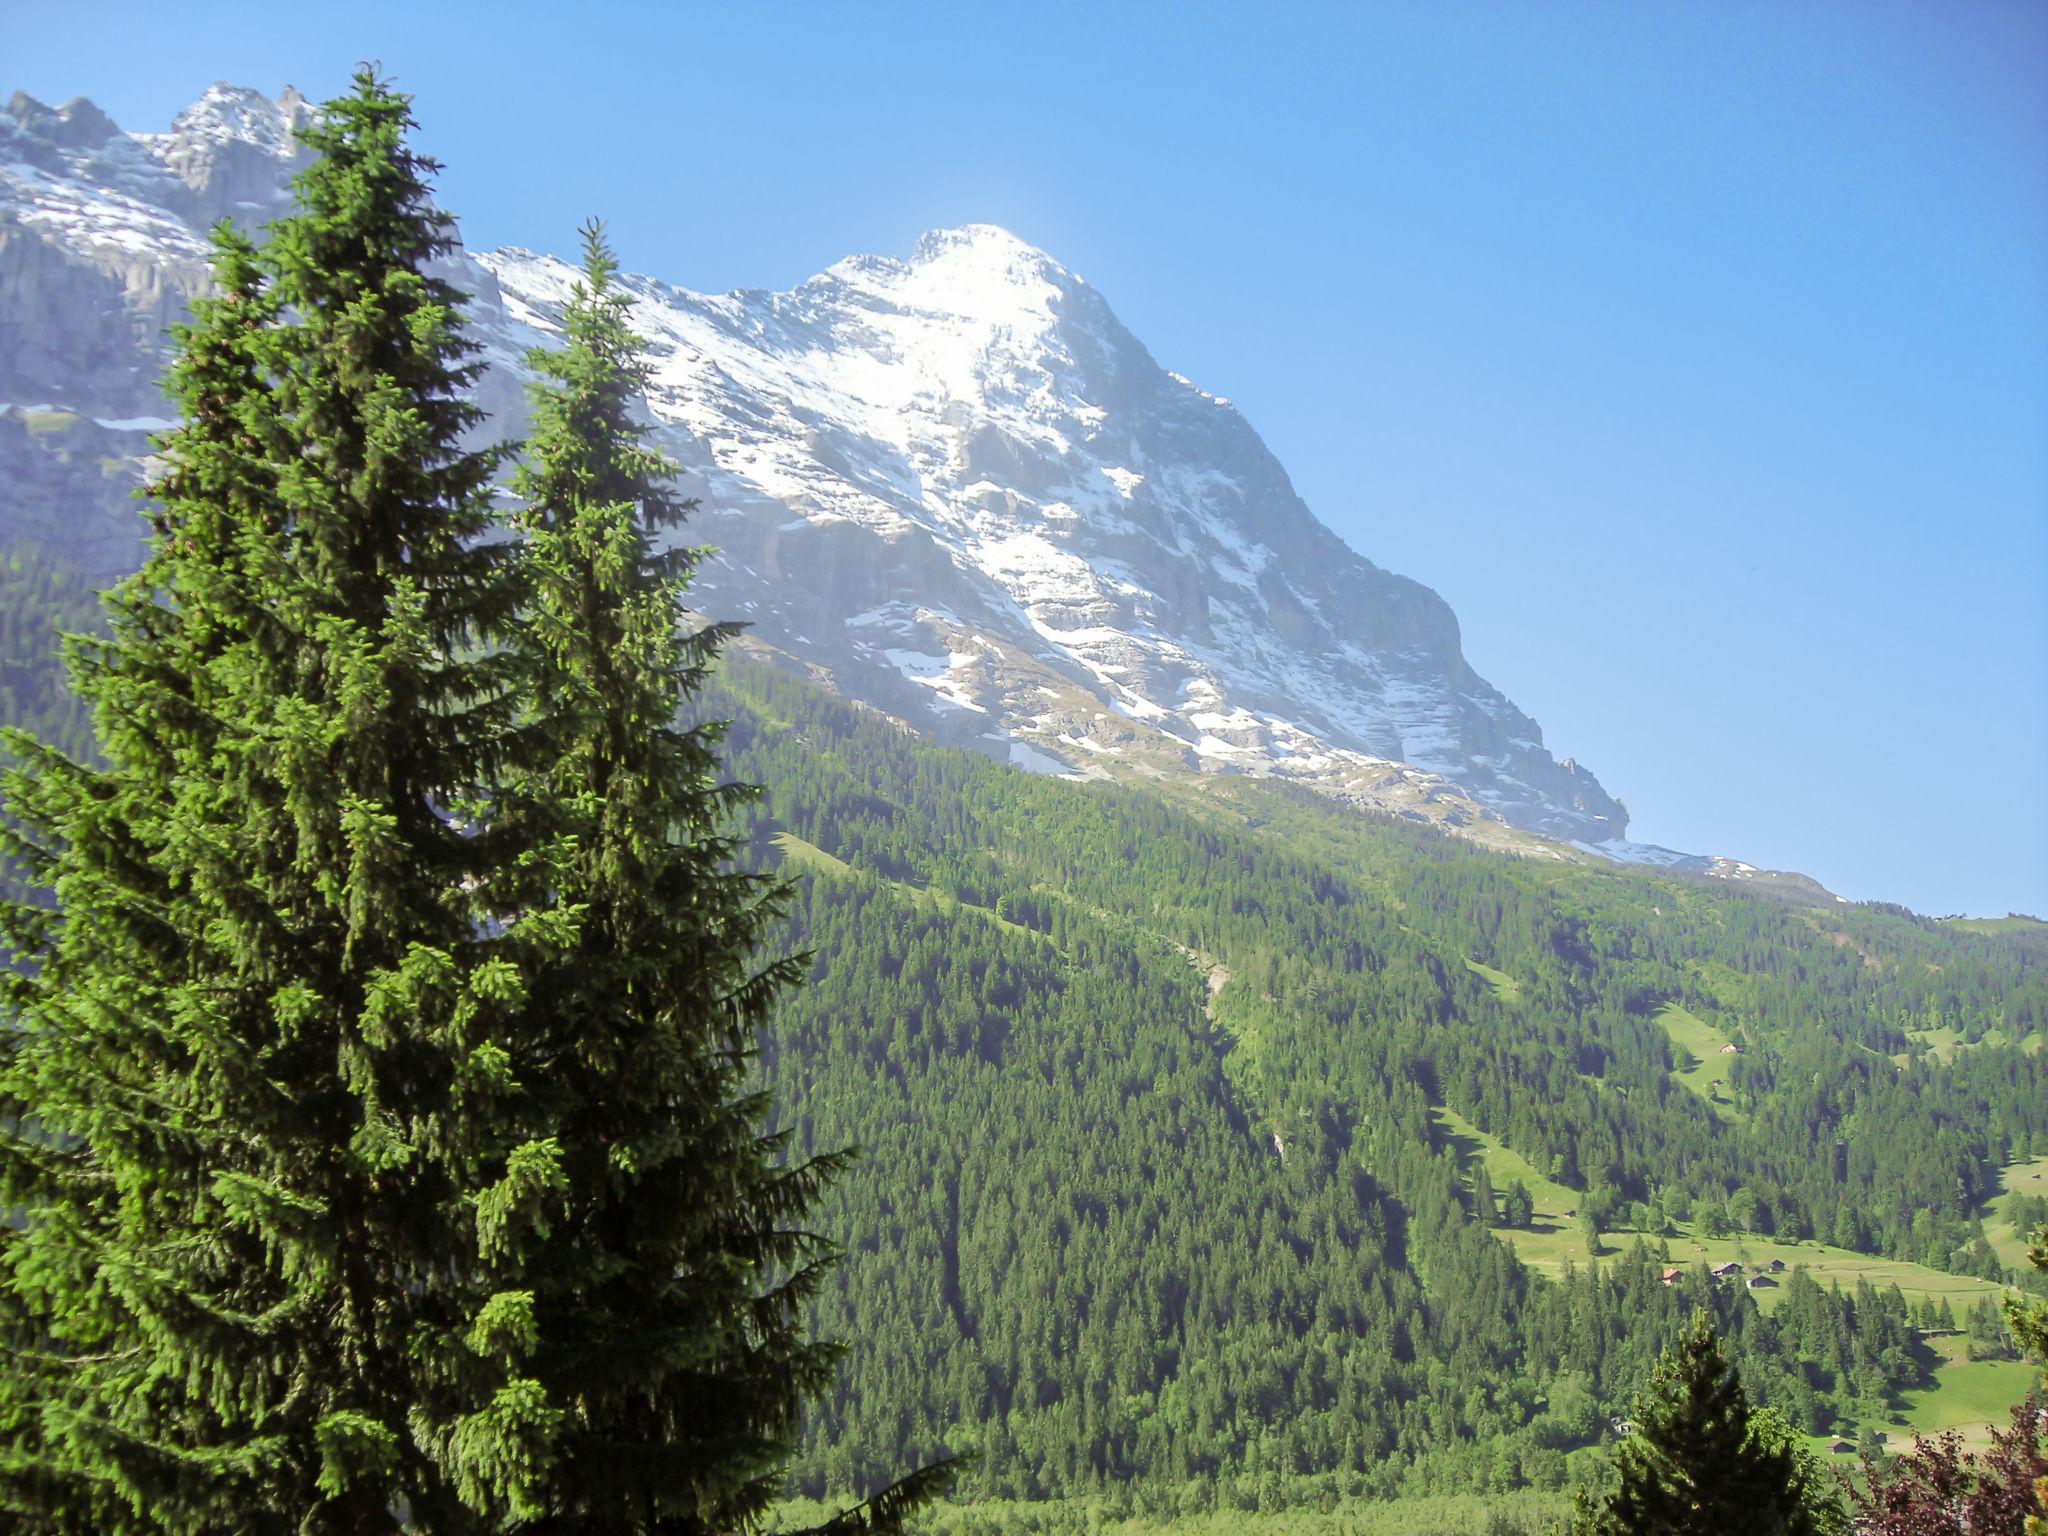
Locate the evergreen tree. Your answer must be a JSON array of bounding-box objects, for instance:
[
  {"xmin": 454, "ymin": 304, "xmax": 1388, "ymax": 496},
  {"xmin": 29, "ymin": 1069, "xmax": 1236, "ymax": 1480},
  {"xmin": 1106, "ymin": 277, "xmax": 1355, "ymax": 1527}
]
[
  {"xmin": 427, "ymin": 221, "xmax": 951, "ymax": 1530},
  {"xmin": 1577, "ymin": 1313, "xmax": 1841, "ymax": 1536},
  {"xmin": 0, "ymin": 220, "xmax": 291, "ymax": 1536},
  {"xmin": 0, "ymin": 71, "xmax": 514, "ymax": 1534},
  {"xmin": 1504, "ymin": 1180, "xmax": 1537, "ymax": 1230},
  {"xmin": 2003, "ymin": 1224, "xmax": 2048, "ymax": 1536},
  {"xmin": 1473, "ymin": 1162, "xmax": 1498, "ymax": 1224}
]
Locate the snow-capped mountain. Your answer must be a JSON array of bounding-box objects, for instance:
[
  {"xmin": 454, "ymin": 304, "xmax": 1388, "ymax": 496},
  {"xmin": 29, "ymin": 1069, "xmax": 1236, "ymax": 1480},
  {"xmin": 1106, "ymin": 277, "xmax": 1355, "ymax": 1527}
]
[{"xmin": 2, "ymin": 83, "xmax": 1635, "ymax": 847}]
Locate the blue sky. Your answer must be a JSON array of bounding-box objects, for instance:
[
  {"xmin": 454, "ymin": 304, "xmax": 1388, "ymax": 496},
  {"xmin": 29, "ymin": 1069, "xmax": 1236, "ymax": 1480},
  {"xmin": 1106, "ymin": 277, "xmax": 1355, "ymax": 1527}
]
[{"xmin": 12, "ymin": 1, "xmax": 2047, "ymax": 915}]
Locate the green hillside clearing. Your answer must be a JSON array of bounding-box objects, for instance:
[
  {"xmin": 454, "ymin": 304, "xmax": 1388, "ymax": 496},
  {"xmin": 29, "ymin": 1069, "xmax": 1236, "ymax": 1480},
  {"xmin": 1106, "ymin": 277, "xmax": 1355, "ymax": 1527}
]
[
  {"xmin": 1435, "ymin": 1103, "xmax": 1577, "ymax": 1244},
  {"xmin": 773, "ymin": 829, "xmax": 1046, "ymax": 942},
  {"xmin": 773, "ymin": 1491, "xmax": 1572, "ymax": 1535},
  {"xmin": 1902, "ymin": 1023, "xmax": 2046, "ymax": 1063},
  {"xmin": 1985, "ymin": 1154, "xmax": 2048, "ymax": 1270},
  {"xmin": 1941, "ymin": 915, "xmax": 2048, "ymax": 937},
  {"xmin": 1889, "ymin": 1359, "xmax": 2041, "ymax": 1452},
  {"xmin": 1653, "ymin": 1002, "xmax": 1738, "ymax": 1113},
  {"xmin": 772, "ymin": 830, "xmax": 854, "ymax": 879},
  {"xmin": 1464, "ymin": 958, "xmax": 1522, "ymax": 1002},
  {"xmin": 1625, "ymin": 1231, "xmax": 2011, "ymax": 1312},
  {"xmin": 1422, "ymin": 1107, "xmax": 2032, "ymax": 1455},
  {"xmin": 1435, "ymin": 1101, "xmax": 2012, "ymax": 1308}
]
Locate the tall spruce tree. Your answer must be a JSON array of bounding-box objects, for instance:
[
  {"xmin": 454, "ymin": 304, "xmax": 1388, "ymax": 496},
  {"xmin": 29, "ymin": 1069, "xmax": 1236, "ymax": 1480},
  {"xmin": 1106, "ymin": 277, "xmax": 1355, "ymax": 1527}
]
[
  {"xmin": 1472, "ymin": 1162, "xmax": 1497, "ymax": 1225},
  {"xmin": 0, "ymin": 70, "xmax": 514, "ymax": 1534},
  {"xmin": 1576, "ymin": 1313, "xmax": 1841, "ymax": 1536},
  {"xmin": 436, "ymin": 221, "xmax": 951, "ymax": 1531},
  {"xmin": 0, "ymin": 223, "xmax": 281, "ymax": 1536}
]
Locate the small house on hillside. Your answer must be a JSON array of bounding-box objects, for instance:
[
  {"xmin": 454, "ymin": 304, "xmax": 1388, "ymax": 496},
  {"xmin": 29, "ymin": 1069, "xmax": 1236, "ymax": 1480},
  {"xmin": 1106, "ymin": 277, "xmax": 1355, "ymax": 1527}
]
[
  {"xmin": 1748, "ymin": 1274, "xmax": 1777, "ymax": 1290},
  {"xmin": 1766, "ymin": 1258, "xmax": 1786, "ymax": 1273},
  {"xmin": 1719, "ymin": 1043, "xmax": 1738, "ymax": 1054},
  {"xmin": 1828, "ymin": 1438, "xmax": 1855, "ymax": 1455},
  {"xmin": 1710, "ymin": 1261, "xmax": 1743, "ymax": 1278},
  {"xmin": 1661, "ymin": 1267, "xmax": 1682, "ymax": 1285}
]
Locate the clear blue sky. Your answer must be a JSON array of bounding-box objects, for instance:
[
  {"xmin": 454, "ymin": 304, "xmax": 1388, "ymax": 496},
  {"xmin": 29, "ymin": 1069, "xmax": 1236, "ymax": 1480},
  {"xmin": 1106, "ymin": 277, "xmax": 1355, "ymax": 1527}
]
[{"xmin": 12, "ymin": 0, "xmax": 2046, "ymax": 915}]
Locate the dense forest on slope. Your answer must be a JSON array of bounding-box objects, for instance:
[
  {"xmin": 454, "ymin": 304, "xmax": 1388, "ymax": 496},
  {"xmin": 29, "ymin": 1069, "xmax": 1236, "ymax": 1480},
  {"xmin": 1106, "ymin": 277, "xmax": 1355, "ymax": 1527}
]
[
  {"xmin": 4, "ymin": 558, "xmax": 2043, "ymax": 1514},
  {"xmin": 0, "ymin": 544, "xmax": 99, "ymax": 914},
  {"xmin": 698, "ymin": 661, "xmax": 2047, "ymax": 1509},
  {"xmin": 0, "ymin": 544, "xmax": 99, "ymax": 767}
]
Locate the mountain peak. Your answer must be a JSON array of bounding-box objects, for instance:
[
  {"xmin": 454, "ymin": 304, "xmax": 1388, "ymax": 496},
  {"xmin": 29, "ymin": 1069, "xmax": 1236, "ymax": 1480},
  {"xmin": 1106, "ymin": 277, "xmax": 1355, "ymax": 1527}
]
[
  {"xmin": 911, "ymin": 223, "xmax": 1061, "ymax": 269},
  {"xmin": 908, "ymin": 224, "xmax": 1076, "ymax": 301},
  {"xmin": 811, "ymin": 225, "xmax": 1078, "ymax": 332},
  {"xmin": 3, "ymin": 91, "xmax": 123, "ymax": 149},
  {"xmin": 0, "ymin": 84, "xmax": 1635, "ymax": 849},
  {"xmin": 161, "ymin": 83, "xmax": 311, "ymax": 160}
]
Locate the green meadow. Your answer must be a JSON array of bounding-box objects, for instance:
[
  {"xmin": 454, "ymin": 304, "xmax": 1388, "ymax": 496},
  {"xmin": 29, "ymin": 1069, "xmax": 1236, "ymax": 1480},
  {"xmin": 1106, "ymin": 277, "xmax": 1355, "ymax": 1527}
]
[
  {"xmin": 1984, "ymin": 1154, "xmax": 2048, "ymax": 1271},
  {"xmin": 773, "ymin": 1491, "xmax": 1571, "ymax": 1535},
  {"xmin": 1652, "ymin": 1002, "xmax": 1738, "ymax": 1113},
  {"xmin": 1463, "ymin": 957, "xmax": 1523, "ymax": 1003},
  {"xmin": 1443, "ymin": 1106, "xmax": 2038, "ymax": 1456}
]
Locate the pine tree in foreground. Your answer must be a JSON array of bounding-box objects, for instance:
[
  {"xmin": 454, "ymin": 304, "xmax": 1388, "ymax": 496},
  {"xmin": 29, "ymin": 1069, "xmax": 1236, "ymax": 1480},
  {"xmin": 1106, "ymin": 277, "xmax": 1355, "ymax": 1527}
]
[
  {"xmin": 0, "ymin": 222, "xmax": 282, "ymax": 1536},
  {"xmin": 431, "ymin": 219, "xmax": 952, "ymax": 1531},
  {"xmin": 1, "ymin": 70, "xmax": 514, "ymax": 1534},
  {"xmin": 1572, "ymin": 1312, "xmax": 1842, "ymax": 1536},
  {"xmin": 2004, "ymin": 1224, "xmax": 2048, "ymax": 1536}
]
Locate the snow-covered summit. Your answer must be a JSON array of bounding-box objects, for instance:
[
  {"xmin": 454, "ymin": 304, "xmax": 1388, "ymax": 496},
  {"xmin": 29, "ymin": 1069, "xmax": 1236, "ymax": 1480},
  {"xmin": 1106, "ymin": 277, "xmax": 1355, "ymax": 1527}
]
[
  {"xmin": 152, "ymin": 82, "xmax": 312, "ymax": 161},
  {"xmin": 1, "ymin": 85, "xmax": 1635, "ymax": 847},
  {"xmin": 834, "ymin": 222, "xmax": 1069, "ymax": 294},
  {"xmin": 892, "ymin": 223, "xmax": 1071, "ymax": 315},
  {"xmin": 462, "ymin": 224, "xmax": 1628, "ymax": 842}
]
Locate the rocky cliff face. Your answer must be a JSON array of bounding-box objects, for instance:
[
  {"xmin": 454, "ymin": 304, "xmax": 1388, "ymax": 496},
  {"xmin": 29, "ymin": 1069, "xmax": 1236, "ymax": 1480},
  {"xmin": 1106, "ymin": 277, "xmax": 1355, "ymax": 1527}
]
[
  {"xmin": 0, "ymin": 85, "xmax": 311, "ymax": 579},
  {"xmin": 0, "ymin": 84, "xmax": 1633, "ymax": 846}
]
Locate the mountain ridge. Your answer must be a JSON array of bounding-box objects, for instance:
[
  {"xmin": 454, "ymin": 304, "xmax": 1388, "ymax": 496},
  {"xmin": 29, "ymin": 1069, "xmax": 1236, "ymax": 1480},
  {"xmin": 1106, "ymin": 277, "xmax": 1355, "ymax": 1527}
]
[
  {"xmin": 461, "ymin": 225, "xmax": 1641, "ymax": 841},
  {"xmin": 0, "ymin": 81, "xmax": 1821, "ymax": 879}
]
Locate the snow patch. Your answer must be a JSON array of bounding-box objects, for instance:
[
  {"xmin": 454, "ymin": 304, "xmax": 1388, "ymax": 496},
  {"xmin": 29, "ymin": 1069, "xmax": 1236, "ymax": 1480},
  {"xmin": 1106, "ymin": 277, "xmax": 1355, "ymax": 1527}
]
[
  {"xmin": 1008, "ymin": 740, "xmax": 1068, "ymax": 775},
  {"xmin": 882, "ymin": 647, "xmax": 987, "ymax": 714}
]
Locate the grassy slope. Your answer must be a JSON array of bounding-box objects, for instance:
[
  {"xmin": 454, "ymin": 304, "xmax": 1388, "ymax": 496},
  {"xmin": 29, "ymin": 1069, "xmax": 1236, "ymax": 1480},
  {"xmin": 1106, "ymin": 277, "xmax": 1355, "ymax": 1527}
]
[
  {"xmin": 1652, "ymin": 1002, "xmax": 1738, "ymax": 1113},
  {"xmin": 1632, "ymin": 1232, "xmax": 2010, "ymax": 1311},
  {"xmin": 1436, "ymin": 1103, "xmax": 1580, "ymax": 1253},
  {"xmin": 1454, "ymin": 1108, "xmax": 2008, "ymax": 1306},
  {"xmin": 1941, "ymin": 916, "xmax": 2048, "ymax": 937},
  {"xmin": 1463, "ymin": 958, "xmax": 1522, "ymax": 1003},
  {"xmin": 1440, "ymin": 1108, "xmax": 2032, "ymax": 1453},
  {"xmin": 1985, "ymin": 1154, "xmax": 2048, "ymax": 1270},
  {"xmin": 773, "ymin": 829, "xmax": 1045, "ymax": 942},
  {"xmin": 1892, "ymin": 1359, "xmax": 2041, "ymax": 1452},
  {"xmin": 772, "ymin": 1491, "xmax": 1571, "ymax": 1535},
  {"xmin": 772, "ymin": 831, "xmax": 854, "ymax": 879},
  {"xmin": 1903, "ymin": 1023, "xmax": 2046, "ymax": 1063}
]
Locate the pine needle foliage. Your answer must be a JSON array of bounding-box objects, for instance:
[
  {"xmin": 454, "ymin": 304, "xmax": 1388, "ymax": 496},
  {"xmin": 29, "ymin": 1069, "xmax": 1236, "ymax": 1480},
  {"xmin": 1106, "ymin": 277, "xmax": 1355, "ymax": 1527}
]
[
  {"xmin": 1575, "ymin": 1312, "xmax": 1842, "ymax": 1536},
  {"xmin": 0, "ymin": 69, "xmax": 514, "ymax": 1534},
  {"xmin": 439, "ymin": 220, "xmax": 952, "ymax": 1532}
]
